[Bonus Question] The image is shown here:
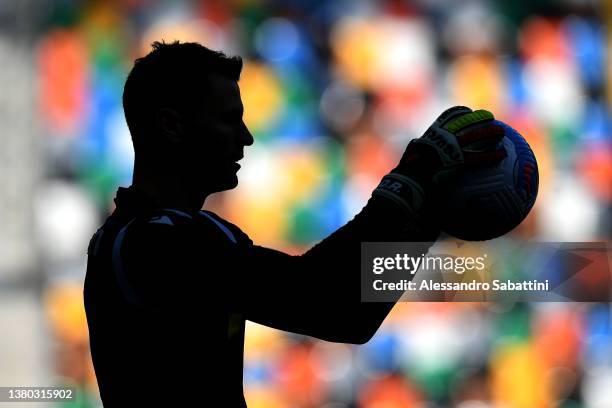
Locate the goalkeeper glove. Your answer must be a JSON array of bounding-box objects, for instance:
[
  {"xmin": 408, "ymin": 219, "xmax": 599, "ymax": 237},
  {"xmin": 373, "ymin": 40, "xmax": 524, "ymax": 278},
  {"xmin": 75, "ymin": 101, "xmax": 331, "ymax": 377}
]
[{"xmin": 373, "ymin": 106, "xmax": 507, "ymax": 214}]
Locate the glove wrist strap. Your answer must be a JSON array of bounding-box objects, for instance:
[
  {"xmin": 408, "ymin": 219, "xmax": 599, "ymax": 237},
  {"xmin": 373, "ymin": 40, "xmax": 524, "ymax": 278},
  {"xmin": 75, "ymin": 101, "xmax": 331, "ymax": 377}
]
[{"xmin": 372, "ymin": 173, "xmax": 426, "ymax": 214}]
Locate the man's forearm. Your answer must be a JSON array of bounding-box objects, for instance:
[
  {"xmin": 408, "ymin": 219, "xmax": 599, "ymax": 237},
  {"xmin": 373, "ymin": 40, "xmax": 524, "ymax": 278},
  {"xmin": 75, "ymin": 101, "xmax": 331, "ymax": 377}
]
[{"xmin": 292, "ymin": 194, "xmax": 439, "ymax": 343}]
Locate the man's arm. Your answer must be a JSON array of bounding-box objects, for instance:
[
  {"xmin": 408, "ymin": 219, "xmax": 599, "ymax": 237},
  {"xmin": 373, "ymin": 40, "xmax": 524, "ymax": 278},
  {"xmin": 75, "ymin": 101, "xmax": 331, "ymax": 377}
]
[
  {"xmin": 231, "ymin": 106, "xmax": 507, "ymax": 342},
  {"xmin": 232, "ymin": 196, "xmax": 439, "ymax": 344},
  {"xmin": 120, "ymin": 187, "xmax": 436, "ymax": 344}
]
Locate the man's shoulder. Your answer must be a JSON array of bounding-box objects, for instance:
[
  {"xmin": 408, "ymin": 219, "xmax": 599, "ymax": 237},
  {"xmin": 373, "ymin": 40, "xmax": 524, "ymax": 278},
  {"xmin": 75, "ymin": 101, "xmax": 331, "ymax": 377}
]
[
  {"xmin": 119, "ymin": 208, "xmax": 252, "ymax": 246},
  {"xmin": 197, "ymin": 210, "xmax": 252, "ymax": 245}
]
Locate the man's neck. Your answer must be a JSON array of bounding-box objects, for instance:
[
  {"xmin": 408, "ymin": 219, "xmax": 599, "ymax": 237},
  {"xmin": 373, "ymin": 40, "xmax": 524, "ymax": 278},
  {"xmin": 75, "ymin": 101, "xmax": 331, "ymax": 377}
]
[{"xmin": 131, "ymin": 176, "xmax": 208, "ymax": 213}]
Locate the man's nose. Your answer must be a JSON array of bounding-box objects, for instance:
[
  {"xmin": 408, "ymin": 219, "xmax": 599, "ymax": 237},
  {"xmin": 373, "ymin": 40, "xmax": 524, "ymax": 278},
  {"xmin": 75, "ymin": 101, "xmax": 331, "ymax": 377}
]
[{"xmin": 241, "ymin": 121, "xmax": 254, "ymax": 146}]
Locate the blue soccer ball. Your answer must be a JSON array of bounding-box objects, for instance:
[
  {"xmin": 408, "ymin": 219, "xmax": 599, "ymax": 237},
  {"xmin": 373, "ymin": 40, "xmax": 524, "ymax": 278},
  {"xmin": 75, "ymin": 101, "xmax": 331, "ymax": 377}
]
[{"xmin": 440, "ymin": 120, "xmax": 539, "ymax": 241}]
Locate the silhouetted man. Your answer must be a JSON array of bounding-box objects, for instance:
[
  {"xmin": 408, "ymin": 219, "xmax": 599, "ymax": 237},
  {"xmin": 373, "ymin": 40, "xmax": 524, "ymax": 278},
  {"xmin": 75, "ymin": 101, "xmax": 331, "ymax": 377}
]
[{"xmin": 84, "ymin": 41, "xmax": 506, "ymax": 406}]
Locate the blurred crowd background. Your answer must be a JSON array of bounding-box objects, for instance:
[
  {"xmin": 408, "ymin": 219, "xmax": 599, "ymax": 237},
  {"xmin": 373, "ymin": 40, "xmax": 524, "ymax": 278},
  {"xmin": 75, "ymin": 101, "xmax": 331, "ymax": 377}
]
[{"xmin": 0, "ymin": 0, "xmax": 610, "ymax": 407}]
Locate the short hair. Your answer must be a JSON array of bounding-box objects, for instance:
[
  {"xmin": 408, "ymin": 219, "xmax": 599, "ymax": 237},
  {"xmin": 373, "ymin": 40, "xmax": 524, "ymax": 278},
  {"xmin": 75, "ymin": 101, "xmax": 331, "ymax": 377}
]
[{"xmin": 123, "ymin": 40, "xmax": 243, "ymax": 149}]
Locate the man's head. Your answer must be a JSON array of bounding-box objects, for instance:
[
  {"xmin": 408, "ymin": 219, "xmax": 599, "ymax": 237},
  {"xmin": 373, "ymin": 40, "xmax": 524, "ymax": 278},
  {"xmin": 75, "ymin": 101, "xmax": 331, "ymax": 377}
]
[{"xmin": 123, "ymin": 41, "xmax": 253, "ymax": 196}]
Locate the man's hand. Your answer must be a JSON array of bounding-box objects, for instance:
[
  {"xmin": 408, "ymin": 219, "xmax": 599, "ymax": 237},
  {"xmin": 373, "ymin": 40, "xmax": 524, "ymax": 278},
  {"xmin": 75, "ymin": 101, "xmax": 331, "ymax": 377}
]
[{"xmin": 372, "ymin": 106, "xmax": 507, "ymax": 214}]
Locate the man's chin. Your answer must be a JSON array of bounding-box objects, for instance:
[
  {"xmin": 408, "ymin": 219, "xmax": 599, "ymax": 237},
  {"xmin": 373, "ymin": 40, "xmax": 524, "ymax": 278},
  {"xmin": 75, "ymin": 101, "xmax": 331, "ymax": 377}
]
[
  {"xmin": 209, "ymin": 175, "xmax": 239, "ymax": 193},
  {"xmin": 226, "ymin": 175, "xmax": 239, "ymax": 190}
]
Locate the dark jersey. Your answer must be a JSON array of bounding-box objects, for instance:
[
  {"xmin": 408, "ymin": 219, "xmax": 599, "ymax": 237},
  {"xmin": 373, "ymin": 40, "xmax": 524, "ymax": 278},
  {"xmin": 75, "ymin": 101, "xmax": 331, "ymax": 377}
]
[{"xmin": 84, "ymin": 186, "xmax": 437, "ymax": 406}]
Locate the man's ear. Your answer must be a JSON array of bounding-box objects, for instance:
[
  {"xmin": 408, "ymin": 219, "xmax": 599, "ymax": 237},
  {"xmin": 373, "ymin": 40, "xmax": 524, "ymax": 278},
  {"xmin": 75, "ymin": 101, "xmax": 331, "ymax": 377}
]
[{"xmin": 156, "ymin": 107, "xmax": 184, "ymax": 144}]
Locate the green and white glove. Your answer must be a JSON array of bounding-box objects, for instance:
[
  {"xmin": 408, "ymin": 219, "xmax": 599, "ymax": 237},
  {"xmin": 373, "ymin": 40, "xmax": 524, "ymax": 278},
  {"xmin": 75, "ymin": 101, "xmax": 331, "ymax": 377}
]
[{"xmin": 373, "ymin": 106, "xmax": 507, "ymax": 213}]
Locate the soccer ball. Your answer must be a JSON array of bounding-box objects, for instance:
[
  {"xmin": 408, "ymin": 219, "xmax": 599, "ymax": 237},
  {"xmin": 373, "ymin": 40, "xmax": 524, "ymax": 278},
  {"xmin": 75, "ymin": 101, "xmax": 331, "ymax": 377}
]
[{"xmin": 440, "ymin": 120, "xmax": 539, "ymax": 241}]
